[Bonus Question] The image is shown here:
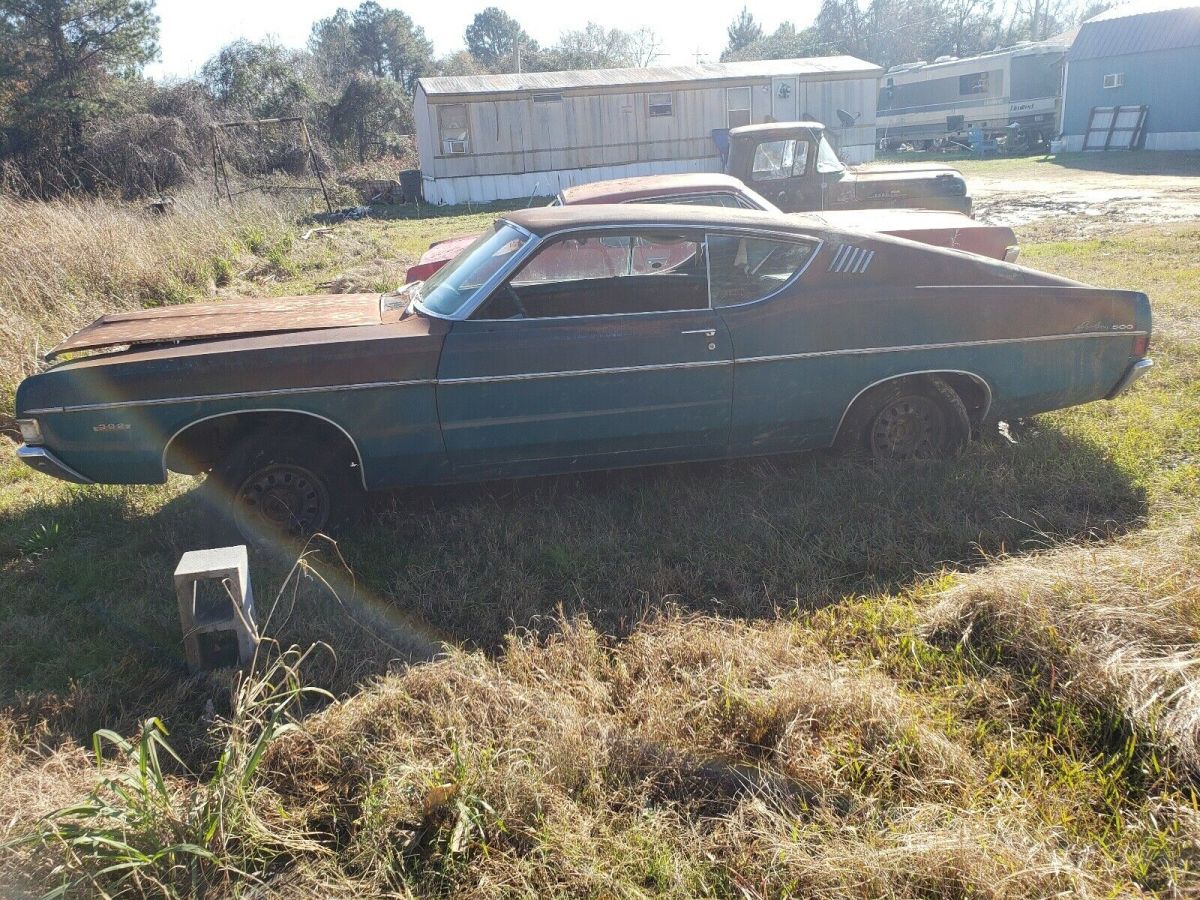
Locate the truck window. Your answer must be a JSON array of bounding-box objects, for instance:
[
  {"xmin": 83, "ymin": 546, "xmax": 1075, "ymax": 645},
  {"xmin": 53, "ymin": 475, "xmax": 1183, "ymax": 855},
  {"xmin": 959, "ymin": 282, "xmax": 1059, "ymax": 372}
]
[
  {"xmin": 750, "ymin": 139, "xmax": 809, "ymax": 182},
  {"xmin": 816, "ymin": 134, "xmax": 845, "ymax": 175}
]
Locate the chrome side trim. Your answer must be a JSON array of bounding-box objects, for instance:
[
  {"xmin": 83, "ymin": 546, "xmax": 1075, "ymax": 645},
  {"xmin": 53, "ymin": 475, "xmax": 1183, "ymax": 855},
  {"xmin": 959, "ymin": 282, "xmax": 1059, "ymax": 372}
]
[
  {"xmin": 439, "ymin": 358, "xmax": 732, "ymax": 386},
  {"xmin": 16, "ymin": 444, "xmax": 93, "ymax": 484},
  {"xmin": 161, "ymin": 408, "xmax": 370, "ymax": 490},
  {"xmin": 831, "ymin": 369, "xmax": 994, "ymax": 446},
  {"xmin": 1105, "ymin": 357, "xmax": 1153, "ymax": 399},
  {"xmin": 738, "ymin": 330, "xmax": 1143, "ymax": 366},
  {"xmin": 29, "ymin": 330, "xmax": 1145, "ymax": 416},
  {"xmin": 24, "ymin": 378, "xmax": 434, "ymax": 416}
]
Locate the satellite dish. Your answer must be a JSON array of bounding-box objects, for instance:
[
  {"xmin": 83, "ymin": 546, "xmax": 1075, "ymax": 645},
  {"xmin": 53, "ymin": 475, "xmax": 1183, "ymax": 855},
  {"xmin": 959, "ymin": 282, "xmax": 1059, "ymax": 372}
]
[{"xmin": 836, "ymin": 108, "xmax": 858, "ymax": 128}]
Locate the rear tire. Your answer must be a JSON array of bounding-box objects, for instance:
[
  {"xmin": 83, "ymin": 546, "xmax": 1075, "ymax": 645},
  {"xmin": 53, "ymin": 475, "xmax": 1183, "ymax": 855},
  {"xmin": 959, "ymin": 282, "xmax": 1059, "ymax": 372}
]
[
  {"xmin": 838, "ymin": 376, "xmax": 970, "ymax": 462},
  {"xmin": 206, "ymin": 434, "xmax": 362, "ymax": 548}
]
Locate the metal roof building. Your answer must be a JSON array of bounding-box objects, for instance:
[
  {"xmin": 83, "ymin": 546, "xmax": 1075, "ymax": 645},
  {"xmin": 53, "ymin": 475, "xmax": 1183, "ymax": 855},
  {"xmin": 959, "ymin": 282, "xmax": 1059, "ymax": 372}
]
[
  {"xmin": 413, "ymin": 56, "xmax": 882, "ymax": 205},
  {"xmin": 1060, "ymin": 0, "xmax": 1200, "ymax": 149}
]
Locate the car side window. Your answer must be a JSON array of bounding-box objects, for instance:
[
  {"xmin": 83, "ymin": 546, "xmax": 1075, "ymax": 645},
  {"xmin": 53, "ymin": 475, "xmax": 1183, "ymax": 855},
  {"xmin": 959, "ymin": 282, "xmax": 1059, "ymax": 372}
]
[
  {"xmin": 707, "ymin": 234, "xmax": 817, "ymax": 308},
  {"xmin": 750, "ymin": 139, "xmax": 811, "ymax": 182},
  {"xmin": 637, "ymin": 192, "xmax": 747, "ymax": 209},
  {"xmin": 473, "ymin": 230, "xmax": 709, "ymax": 320}
]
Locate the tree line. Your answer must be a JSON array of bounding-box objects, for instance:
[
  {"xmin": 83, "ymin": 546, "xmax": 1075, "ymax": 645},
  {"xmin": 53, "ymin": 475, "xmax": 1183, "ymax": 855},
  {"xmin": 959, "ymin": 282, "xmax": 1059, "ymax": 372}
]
[
  {"xmin": 723, "ymin": 0, "xmax": 1108, "ymax": 67},
  {"xmin": 0, "ymin": 0, "xmax": 1107, "ymax": 199}
]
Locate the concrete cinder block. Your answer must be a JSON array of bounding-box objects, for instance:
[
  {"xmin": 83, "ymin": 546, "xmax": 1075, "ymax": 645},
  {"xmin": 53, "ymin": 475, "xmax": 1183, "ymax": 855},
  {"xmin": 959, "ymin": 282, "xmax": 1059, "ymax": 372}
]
[{"xmin": 174, "ymin": 546, "xmax": 258, "ymax": 672}]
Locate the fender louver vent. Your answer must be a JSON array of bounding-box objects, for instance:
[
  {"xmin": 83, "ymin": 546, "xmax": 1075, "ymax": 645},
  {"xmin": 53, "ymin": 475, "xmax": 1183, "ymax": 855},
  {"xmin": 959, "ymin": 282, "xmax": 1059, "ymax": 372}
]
[{"xmin": 828, "ymin": 244, "xmax": 875, "ymax": 274}]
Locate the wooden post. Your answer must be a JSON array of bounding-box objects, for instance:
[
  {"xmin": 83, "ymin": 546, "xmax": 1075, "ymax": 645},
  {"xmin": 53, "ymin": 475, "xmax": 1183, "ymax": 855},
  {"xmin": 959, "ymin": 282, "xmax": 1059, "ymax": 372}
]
[{"xmin": 301, "ymin": 120, "xmax": 334, "ymax": 214}]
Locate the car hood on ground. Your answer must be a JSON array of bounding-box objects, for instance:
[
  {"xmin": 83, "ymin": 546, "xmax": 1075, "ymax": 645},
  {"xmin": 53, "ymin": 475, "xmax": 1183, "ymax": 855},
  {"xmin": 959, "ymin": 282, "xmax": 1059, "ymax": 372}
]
[{"xmin": 46, "ymin": 293, "xmax": 383, "ymax": 360}]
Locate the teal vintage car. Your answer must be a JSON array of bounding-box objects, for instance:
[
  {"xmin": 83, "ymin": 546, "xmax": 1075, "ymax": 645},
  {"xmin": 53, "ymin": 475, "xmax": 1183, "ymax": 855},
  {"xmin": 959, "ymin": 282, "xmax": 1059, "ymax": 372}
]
[{"xmin": 15, "ymin": 205, "xmax": 1152, "ymax": 543}]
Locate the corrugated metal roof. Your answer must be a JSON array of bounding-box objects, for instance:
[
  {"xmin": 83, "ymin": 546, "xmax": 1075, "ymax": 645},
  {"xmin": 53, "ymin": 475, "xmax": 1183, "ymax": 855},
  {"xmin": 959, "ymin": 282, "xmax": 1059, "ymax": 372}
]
[
  {"xmin": 418, "ymin": 55, "xmax": 882, "ymax": 97},
  {"xmin": 1068, "ymin": 0, "xmax": 1200, "ymax": 60}
]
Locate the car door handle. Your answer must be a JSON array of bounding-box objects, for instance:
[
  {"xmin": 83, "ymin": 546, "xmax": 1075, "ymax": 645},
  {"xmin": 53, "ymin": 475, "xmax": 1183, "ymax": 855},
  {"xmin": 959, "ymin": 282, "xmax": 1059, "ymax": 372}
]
[{"xmin": 681, "ymin": 329, "xmax": 717, "ymax": 337}]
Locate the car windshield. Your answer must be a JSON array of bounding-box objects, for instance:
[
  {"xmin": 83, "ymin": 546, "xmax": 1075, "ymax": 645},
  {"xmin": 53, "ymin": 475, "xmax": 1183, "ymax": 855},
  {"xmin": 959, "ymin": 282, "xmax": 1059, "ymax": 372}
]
[
  {"xmin": 416, "ymin": 222, "xmax": 532, "ymax": 317},
  {"xmin": 816, "ymin": 133, "xmax": 844, "ymax": 174}
]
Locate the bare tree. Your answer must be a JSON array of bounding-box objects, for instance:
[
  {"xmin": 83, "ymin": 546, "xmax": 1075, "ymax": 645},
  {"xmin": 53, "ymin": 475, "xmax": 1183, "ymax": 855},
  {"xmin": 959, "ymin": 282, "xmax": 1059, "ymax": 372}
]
[{"xmin": 630, "ymin": 28, "xmax": 664, "ymax": 67}]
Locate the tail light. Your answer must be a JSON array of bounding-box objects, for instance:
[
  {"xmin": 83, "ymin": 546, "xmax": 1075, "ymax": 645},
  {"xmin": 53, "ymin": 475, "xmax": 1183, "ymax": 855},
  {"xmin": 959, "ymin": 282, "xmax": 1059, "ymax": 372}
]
[{"xmin": 1133, "ymin": 333, "xmax": 1150, "ymax": 357}]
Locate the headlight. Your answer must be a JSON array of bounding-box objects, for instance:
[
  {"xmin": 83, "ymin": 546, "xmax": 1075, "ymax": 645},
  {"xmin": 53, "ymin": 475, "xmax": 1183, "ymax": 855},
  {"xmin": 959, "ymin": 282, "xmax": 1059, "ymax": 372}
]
[
  {"xmin": 936, "ymin": 174, "xmax": 967, "ymax": 196},
  {"xmin": 16, "ymin": 418, "xmax": 43, "ymax": 445}
]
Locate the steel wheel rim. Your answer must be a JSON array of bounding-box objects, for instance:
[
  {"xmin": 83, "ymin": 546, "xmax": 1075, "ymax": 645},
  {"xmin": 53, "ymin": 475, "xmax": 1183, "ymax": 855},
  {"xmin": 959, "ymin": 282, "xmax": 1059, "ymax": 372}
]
[
  {"xmin": 870, "ymin": 395, "xmax": 946, "ymax": 461},
  {"xmin": 235, "ymin": 463, "xmax": 330, "ymax": 539}
]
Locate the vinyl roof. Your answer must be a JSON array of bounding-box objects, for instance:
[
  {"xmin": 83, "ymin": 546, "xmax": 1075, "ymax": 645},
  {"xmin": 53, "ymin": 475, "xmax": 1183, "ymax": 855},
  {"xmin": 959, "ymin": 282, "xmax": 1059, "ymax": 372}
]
[
  {"xmin": 418, "ymin": 56, "xmax": 882, "ymax": 97},
  {"xmin": 1068, "ymin": 0, "xmax": 1200, "ymax": 60}
]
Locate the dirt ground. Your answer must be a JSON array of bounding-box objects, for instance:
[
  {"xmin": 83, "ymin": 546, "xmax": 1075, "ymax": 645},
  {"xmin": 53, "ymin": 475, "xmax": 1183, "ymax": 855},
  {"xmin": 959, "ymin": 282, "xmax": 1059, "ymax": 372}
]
[{"xmin": 954, "ymin": 151, "xmax": 1200, "ymax": 239}]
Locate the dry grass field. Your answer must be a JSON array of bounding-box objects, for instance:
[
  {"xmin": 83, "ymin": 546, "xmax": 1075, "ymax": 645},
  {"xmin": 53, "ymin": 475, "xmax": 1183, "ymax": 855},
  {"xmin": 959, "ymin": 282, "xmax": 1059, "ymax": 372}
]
[{"xmin": 0, "ymin": 153, "xmax": 1198, "ymax": 896}]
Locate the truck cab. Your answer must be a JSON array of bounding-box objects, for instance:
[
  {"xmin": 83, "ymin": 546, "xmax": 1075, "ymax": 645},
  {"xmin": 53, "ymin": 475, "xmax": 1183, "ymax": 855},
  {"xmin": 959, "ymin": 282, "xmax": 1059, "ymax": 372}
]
[{"xmin": 725, "ymin": 122, "xmax": 972, "ymax": 216}]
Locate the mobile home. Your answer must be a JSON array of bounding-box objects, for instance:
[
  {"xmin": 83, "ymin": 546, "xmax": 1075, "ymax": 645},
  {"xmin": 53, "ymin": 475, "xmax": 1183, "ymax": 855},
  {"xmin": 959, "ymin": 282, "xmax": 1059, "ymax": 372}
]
[
  {"xmin": 414, "ymin": 56, "xmax": 882, "ymax": 205},
  {"xmin": 877, "ymin": 38, "xmax": 1070, "ymax": 148}
]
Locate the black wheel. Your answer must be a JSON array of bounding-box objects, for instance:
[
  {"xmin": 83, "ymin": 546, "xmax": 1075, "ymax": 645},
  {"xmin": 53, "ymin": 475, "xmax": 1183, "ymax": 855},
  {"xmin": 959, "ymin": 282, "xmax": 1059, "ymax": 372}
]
[
  {"xmin": 838, "ymin": 376, "xmax": 970, "ymax": 462},
  {"xmin": 207, "ymin": 434, "xmax": 361, "ymax": 547}
]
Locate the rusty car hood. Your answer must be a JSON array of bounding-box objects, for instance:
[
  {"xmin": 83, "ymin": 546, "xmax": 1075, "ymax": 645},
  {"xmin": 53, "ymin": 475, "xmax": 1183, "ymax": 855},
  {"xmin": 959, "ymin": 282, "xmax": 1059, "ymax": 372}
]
[{"xmin": 46, "ymin": 293, "xmax": 383, "ymax": 360}]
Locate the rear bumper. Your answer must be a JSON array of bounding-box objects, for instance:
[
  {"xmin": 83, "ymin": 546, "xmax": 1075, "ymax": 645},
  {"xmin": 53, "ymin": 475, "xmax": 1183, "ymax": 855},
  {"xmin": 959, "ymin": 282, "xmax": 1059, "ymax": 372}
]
[
  {"xmin": 1106, "ymin": 358, "xmax": 1154, "ymax": 400},
  {"xmin": 16, "ymin": 444, "xmax": 93, "ymax": 484}
]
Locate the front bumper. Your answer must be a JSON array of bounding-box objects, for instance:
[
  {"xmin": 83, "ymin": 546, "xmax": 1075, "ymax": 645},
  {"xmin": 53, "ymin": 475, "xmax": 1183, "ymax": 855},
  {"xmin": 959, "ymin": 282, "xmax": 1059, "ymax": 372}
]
[
  {"xmin": 1106, "ymin": 358, "xmax": 1154, "ymax": 400},
  {"xmin": 16, "ymin": 444, "xmax": 93, "ymax": 484}
]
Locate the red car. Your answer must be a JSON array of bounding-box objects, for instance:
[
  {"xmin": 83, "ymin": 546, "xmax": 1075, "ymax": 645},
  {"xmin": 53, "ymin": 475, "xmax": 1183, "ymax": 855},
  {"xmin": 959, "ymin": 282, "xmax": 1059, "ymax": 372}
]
[{"xmin": 404, "ymin": 174, "xmax": 1018, "ymax": 284}]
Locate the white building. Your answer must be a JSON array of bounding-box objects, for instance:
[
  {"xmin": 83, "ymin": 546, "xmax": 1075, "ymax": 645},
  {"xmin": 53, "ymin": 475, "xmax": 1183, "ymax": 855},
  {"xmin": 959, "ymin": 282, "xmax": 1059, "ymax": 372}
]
[{"xmin": 414, "ymin": 56, "xmax": 882, "ymax": 205}]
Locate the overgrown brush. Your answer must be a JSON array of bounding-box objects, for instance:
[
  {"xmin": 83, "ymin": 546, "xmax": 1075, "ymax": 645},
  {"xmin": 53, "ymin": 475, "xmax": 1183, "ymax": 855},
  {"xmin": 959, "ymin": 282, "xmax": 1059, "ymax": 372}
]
[
  {"xmin": 924, "ymin": 522, "xmax": 1200, "ymax": 774},
  {"xmin": 7, "ymin": 588, "xmax": 1200, "ymax": 894},
  {"xmin": 4, "ymin": 642, "xmax": 333, "ymax": 896},
  {"xmin": 221, "ymin": 616, "xmax": 1109, "ymax": 896},
  {"xmin": 0, "ymin": 189, "xmax": 308, "ymax": 414}
]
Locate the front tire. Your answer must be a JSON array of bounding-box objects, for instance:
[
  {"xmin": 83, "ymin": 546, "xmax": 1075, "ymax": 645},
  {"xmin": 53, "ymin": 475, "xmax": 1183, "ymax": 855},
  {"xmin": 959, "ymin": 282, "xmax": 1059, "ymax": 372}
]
[{"xmin": 207, "ymin": 435, "xmax": 361, "ymax": 547}]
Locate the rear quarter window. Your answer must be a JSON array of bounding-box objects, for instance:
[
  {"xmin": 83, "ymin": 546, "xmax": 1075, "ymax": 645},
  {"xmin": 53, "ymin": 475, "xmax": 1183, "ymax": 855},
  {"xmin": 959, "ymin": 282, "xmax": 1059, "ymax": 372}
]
[{"xmin": 707, "ymin": 234, "xmax": 817, "ymax": 307}]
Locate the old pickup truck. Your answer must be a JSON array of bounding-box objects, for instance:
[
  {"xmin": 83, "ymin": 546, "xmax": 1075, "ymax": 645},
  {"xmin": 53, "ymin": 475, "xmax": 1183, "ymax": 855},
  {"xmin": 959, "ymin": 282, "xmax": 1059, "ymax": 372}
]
[
  {"xmin": 15, "ymin": 205, "xmax": 1151, "ymax": 544},
  {"xmin": 726, "ymin": 121, "xmax": 972, "ymax": 215}
]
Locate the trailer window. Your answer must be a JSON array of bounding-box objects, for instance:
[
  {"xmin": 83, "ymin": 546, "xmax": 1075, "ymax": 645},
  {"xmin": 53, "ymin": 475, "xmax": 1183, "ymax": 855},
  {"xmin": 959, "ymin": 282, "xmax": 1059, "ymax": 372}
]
[
  {"xmin": 707, "ymin": 235, "xmax": 817, "ymax": 307},
  {"xmin": 727, "ymin": 87, "xmax": 752, "ymax": 128},
  {"xmin": 959, "ymin": 72, "xmax": 990, "ymax": 95},
  {"xmin": 648, "ymin": 92, "xmax": 674, "ymax": 117},
  {"xmin": 438, "ymin": 104, "xmax": 470, "ymax": 155}
]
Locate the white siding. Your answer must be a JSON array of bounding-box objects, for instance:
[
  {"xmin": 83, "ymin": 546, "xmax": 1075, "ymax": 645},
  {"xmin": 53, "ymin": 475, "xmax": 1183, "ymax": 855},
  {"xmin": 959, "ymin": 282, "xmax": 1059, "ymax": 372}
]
[
  {"xmin": 421, "ymin": 156, "xmax": 723, "ymax": 206},
  {"xmin": 416, "ymin": 70, "xmax": 879, "ymax": 204}
]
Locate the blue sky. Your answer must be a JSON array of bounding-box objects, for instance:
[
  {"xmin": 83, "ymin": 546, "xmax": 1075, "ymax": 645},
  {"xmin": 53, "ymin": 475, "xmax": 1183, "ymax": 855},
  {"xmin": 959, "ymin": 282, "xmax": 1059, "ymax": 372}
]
[{"xmin": 144, "ymin": 0, "xmax": 822, "ymax": 79}]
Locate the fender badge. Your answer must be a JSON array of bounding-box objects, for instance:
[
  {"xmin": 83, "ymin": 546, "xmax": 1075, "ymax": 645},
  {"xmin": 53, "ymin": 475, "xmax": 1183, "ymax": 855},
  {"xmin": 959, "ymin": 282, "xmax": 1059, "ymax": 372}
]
[{"xmin": 93, "ymin": 423, "xmax": 132, "ymax": 432}]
